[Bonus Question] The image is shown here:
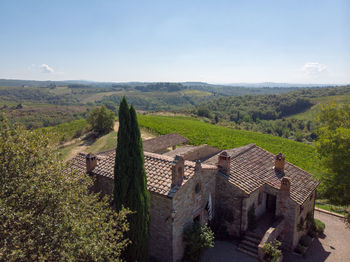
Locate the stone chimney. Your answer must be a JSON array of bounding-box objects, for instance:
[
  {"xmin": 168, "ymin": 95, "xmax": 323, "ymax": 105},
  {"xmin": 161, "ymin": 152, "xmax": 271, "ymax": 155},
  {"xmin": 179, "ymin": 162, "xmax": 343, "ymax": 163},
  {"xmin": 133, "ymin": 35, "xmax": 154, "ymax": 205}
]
[
  {"xmin": 86, "ymin": 153, "xmax": 97, "ymax": 173},
  {"xmin": 280, "ymin": 177, "xmax": 291, "ymax": 193},
  {"xmin": 172, "ymin": 155, "xmax": 185, "ymax": 187},
  {"xmin": 274, "ymin": 153, "xmax": 285, "ymax": 173},
  {"xmin": 218, "ymin": 151, "xmax": 230, "ymax": 175}
]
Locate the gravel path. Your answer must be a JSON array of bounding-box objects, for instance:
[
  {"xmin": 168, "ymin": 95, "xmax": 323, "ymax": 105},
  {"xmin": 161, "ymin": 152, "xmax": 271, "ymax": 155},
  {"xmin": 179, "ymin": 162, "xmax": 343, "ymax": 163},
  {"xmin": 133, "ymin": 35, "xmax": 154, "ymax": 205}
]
[{"xmin": 284, "ymin": 210, "xmax": 350, "ymax": 262}]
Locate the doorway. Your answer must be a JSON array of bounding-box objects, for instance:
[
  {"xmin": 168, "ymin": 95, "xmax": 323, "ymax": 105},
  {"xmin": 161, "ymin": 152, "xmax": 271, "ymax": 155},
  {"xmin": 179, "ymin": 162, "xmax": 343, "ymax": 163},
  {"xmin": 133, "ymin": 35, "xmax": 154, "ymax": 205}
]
[{"xmin": 266, "ymin": 194, "xmax": 276, "ymax": 215}]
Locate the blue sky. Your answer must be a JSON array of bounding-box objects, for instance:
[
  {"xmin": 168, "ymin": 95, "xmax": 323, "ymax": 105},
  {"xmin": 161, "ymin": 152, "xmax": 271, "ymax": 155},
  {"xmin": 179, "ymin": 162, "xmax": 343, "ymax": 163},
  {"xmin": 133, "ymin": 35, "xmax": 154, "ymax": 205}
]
[{"xmin": 0, "ymin": 0, "xmax": 349, "ymax": 84}]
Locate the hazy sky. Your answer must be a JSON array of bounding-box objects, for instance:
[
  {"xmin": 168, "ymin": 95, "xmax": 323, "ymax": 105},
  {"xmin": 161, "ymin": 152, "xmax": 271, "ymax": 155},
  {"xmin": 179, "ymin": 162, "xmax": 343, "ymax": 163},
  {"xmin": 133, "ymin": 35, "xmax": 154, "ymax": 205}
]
[{"xmin": 1, "ymin": 0, "xmax": 349, "ymax": 84}]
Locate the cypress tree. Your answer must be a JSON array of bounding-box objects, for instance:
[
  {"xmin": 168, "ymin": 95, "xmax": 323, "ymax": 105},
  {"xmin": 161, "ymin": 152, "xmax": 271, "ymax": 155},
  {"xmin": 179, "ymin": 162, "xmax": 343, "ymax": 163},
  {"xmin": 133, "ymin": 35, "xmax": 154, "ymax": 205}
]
[
  {"xmin": 114, "ymin": 98, "xmax": 150, "ymax": 261},
  {"xmin": 128, "ymin": 105, "xmax": 150, "ymax": 262},
  {"xmin": 114, "ymin": 97, "xmax": 131, "ymax": 211}
]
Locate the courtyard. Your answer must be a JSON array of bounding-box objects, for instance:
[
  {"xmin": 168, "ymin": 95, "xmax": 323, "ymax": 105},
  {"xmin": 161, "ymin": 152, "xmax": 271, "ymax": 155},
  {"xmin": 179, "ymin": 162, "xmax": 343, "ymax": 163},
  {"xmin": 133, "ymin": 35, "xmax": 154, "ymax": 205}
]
[{"xmin": 202, "ymin": 211, "xmax": 350, "ymax": 262}]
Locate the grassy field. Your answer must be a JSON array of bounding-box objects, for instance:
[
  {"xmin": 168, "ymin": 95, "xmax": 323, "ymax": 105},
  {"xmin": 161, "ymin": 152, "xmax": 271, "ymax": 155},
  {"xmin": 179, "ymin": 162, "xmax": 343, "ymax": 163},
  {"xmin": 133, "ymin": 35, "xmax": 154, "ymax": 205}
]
[
  {"xmin": 138, "ymin": 114, "xmax": 322, "ymax": 176},
  {"xmin": 289, "ymin": 94, "xmax": 350, "ymax": 121},
  {"xmin": 41, "ymin": 119, "xmax": 89, "ymax": 142},
  {"xmin": 316, "ymin": 200, "xmax": 349, "ymax": 216}
]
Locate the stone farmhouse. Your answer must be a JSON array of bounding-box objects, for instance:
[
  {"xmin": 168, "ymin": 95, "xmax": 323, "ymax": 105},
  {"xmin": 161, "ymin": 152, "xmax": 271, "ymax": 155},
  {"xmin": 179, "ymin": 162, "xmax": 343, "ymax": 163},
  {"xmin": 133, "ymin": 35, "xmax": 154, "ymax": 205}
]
[{"xmin": 70, "ymin": 133, "xmax": 319, "ymax": 262}]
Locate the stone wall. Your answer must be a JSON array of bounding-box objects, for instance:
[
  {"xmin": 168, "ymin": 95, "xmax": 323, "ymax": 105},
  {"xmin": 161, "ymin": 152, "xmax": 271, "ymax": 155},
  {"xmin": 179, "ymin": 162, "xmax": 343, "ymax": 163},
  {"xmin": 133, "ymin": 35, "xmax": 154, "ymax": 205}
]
[
  {"xmin": 149, "ymin": 193, "xmax": 173, "ymax": 262},
  {"xmin": 292, "ymin": 189, "xmax": 316, "ymax": 248},
  {"xmin": 172, "ymin": 167, "xmax": 217, "ymax": 262},
  {"xmin": 181, "ymin": 145, "xmax": 221, "ymax": 161},
  {"xmin": 215, "ymin": 174, "xmax": 247, "ymax": 237}
]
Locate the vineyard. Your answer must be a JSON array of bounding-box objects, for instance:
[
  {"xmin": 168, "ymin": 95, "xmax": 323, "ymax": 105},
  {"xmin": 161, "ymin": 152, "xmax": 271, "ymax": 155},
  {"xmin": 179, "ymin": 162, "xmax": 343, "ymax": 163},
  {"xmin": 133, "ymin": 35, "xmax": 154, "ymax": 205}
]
[{"xmin": 138, "ymin": 114, "xmax": 322, "ymax": 177}]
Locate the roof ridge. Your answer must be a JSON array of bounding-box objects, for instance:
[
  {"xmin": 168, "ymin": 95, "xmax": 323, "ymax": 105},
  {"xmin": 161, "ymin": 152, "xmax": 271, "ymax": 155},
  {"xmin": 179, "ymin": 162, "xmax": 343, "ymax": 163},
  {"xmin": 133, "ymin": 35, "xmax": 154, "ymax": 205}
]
[{"xmin": 229, "ymin": 143, "xmax": 256, "ymax": 159}]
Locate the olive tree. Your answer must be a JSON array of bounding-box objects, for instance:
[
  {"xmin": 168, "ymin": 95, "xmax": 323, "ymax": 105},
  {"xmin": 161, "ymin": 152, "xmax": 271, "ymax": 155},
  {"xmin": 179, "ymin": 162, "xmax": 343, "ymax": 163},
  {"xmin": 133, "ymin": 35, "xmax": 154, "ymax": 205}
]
[{"xmin": 0, "ymin": 115, "xmax": 129, "ymax": 261}]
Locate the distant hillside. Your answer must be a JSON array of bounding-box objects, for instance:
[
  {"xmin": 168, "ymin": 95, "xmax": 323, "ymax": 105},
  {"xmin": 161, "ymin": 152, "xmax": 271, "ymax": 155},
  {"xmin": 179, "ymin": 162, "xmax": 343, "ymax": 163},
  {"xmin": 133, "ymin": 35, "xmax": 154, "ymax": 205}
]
[{"xmin": 137, "ymin": 114, "xmax": 321, "ymax": 177}]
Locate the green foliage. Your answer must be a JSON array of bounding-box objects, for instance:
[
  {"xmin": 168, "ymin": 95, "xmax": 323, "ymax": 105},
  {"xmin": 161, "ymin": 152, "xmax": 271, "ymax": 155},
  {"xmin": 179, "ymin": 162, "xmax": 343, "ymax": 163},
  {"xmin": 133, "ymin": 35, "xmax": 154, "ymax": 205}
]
[
  {"xmin": 138, "ymin": 115, "xmax": 321, "ymax": 176},
  {"xmin": 316, "ymin": 102, "xmax": 350, "ymax": 205},
  {"xmin": 263, "ymin": 240, "xmax": 282, "ymax": 262},
  {"xmin": 41, "ymin": 119, "xmax": 89, "ymax": 143},
  {"xmin": 295, "ymin": 244, "xmax": 307, "ymax": 255},
  {"xmin": 87, "ymin": 105, "xmax": 115, "ymax": 135},
  {"xmin": 314, "ymin": 219, "xmax": 325, "ymax": 235},
  {"xmin": 189, "ymin": 86, "xmax": 350, "ymax": 142},
  {"xmin": 183, "ymin": 222, "xmax": 214, "ymax": 262},
  {"xmin": 345, "ymin": 208, "xmax": 350, "ymax": 228},
  {"xmin": 114, "ymin": 98, "xmax": 150, "ymax": 262},
  {"xmin": 297, "ymin": 217, "xmax": 305, "ymax": 232},
  {"xmin": 248, "ymin": 204, "xmax": 257, "ymax": 230},
  {"xmin": 0, "ymin": 116, "xmax": 130, "ymax": 261},
  {"xmin": 211, "ymin": 206, "xmax": 234, "ymax": 239}
]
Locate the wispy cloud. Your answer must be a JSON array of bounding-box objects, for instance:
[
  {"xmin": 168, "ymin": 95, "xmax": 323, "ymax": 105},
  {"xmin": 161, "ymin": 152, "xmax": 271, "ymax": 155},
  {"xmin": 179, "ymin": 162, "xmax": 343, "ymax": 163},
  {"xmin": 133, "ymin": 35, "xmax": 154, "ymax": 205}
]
[
  {"xmin": 40, "ymin": 64, "xmax": 54, "ymax": 73},
  {"xmin": 301, "ymin": 62, "xmax": 327, "ymax": 76}
]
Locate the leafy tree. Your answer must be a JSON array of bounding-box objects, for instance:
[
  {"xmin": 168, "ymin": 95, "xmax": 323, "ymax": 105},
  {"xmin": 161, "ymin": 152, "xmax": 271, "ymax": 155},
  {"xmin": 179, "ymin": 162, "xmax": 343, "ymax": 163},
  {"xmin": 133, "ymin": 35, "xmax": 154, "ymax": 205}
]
[
  {"xmin": 316, "ymin": 102, "xmax": 350, "ymax": 205},
  {"xmin": 114, "ymin": 98, "xmax": 150, "ymax": 262},
  {"xmin": 0, "ymin": 115, "xmax": 130, "ymax": 261},
  {"xmin": 183, "ymin": 222, "xmax": 214, "ymax": 262},
  {"xmin": 87, "ymin": 105, "xmax": 114, "ymax": 135}
]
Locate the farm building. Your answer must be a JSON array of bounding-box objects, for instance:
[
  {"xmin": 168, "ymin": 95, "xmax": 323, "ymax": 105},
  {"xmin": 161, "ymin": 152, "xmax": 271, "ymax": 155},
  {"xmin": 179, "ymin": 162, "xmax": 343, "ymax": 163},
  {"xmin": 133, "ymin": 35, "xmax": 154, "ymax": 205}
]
[{"xmin": 69, "ymin": 134, "xmax": 319, "ymax": 262}]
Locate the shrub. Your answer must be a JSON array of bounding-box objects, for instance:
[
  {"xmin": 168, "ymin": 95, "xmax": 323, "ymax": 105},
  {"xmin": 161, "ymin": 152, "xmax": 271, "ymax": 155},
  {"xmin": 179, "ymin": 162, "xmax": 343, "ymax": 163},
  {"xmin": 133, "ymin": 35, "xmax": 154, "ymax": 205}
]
[
  {"xmin": 87, "ymin": 105, "xmax": 115, "ymax": 136},
  {"xmin": 295, "ymin": 244, "xmax": 307, "ymax": 255},
  {"xmin": 345, "ymin": 208, "xmax": 350, "ymax": 228},
  {"xmin": 263, "ymin": 240, "xmax": 282, "ymax": 262},
  {"xmin": 211, "ymin": 206, "xmax": 233, "ymax": 239},
  {"xmin": 314, "ymin": 219, "xmax": 325, "ymax": 235},
  {"xmin": 183, "ymin": 222, "xmax": 214, "ymax": 262}
]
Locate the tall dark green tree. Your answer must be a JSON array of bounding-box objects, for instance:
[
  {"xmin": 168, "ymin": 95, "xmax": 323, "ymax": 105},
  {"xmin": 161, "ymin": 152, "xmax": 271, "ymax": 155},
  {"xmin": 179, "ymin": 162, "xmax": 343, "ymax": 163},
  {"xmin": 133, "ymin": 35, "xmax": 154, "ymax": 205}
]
[
  {"xmin": 114, "ymin": 97, "xmax": 131, "ymax": 212},
  {"xmin": 114, "ymin": 98, "xmax": 150, "ymax": 262}
]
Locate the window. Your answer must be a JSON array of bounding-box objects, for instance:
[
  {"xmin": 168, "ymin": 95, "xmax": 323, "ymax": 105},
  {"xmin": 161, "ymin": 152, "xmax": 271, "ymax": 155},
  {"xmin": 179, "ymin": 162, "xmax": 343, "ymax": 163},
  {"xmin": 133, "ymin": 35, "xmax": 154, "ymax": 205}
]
[
  {"xmin": 300, "ymin": 205, "xmax": 304, "ymax": 214},
  {"xmin": 258, "ymin": 192, "xmax": 263, "ymax": 205},
  {"xmin": 195, "ymin": 183, "xmax": 201, "ymax": 194}
]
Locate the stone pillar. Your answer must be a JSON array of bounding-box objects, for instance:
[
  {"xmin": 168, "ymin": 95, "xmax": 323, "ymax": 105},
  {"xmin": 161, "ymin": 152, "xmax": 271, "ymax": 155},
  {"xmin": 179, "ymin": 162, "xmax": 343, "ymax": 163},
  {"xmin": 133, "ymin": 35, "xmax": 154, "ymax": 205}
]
[
  {"xmin": 171, "ymin": 155, "xmax": 185, "ymax": 187},
  {"xmin": 217, "ymin": 151, "xmax": 230, "ymax": 175},
  {"xmin": 274, "ymin": 153, "xmax": 285, "ymax": 173}
]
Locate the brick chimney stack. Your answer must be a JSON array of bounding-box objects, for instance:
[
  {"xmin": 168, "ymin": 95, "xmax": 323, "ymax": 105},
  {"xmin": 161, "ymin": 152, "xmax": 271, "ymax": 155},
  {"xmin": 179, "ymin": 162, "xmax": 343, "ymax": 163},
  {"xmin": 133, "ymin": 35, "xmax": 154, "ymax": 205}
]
[
  {"xmin": 218, "ymin": 151, "xmax": 230, "ymax": 175},
  {"xmin": 280, "ymin": 177, "xmax": 291, "ymax": 193},
  {"xmin": 86, "ymin": 153, "xmax": 97, "ymax": 173},
  {"xmin": 274, "ymin": 153, "xmax": 285, "ymax": 173},
  {"xmin": 172, "ymin": 155, "xmax": 185, "ymax": 187}
]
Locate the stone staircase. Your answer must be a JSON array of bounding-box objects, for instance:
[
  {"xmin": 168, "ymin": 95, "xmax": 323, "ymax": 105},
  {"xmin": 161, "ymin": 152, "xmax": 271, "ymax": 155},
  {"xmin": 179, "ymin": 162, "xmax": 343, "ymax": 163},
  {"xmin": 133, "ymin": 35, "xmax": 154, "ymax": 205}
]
[{"xmin": 237, "ymin": 231, "xmax": 261, "ymax": 259}]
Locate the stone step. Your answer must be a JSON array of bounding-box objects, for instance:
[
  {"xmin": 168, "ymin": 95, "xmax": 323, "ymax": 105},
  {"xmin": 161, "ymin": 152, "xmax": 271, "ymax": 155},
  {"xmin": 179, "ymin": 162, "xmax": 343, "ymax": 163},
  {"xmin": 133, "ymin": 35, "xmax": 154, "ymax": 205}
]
[
  {"xmin": 238, "ymin": 242, "xmax": 258, "ymax": 253},
  {"xmin": 245, "ymin": 231, "xmax": 261, "ymax": 240},
  {"xmin": 237, "ymin": 246, "xmax": 259, "ymax": 258},
  {"xmin": 241, "ymin": 239, "xmax": 259, "ymax": 249},
  {"xmin": 243, "ymin": 235, "xmax": 261, "ymax": 245}
]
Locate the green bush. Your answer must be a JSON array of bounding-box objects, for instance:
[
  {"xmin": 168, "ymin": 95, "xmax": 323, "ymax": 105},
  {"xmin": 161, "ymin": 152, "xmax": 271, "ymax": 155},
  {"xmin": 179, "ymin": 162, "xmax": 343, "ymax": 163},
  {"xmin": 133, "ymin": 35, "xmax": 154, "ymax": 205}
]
[
  {"xmin": 183, "ymin": 222, "xmax": 214, "ymax": 262},
  {"xmin": 295, "ymin": 244, "xmax": 307, "ymax": 255},
  {"xmin": 314, "ymin": 219, "xmax": 325, "ymax": 235},
  {"xmin": 263, "ymin": 240, "xmax": 282, "ymax": 262},
  {"xmin": 87, "ymin": 105, "xmax": 115, "ymax": 136}
]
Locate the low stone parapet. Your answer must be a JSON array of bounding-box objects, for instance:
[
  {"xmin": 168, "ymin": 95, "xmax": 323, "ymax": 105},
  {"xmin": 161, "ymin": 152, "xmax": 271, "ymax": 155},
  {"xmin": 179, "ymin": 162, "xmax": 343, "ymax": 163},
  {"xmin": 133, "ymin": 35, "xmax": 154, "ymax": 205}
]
[{"xmin": 257, "ymin": 217, "xmax": 284, "ymax": 261}]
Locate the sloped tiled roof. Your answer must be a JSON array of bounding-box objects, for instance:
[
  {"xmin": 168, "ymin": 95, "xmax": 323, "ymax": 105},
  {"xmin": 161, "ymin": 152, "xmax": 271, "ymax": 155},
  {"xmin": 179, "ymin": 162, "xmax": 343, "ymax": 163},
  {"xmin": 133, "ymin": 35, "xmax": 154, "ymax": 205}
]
[
  {"xmin": 70, "ymin": 149, "xmax": 215, "ymax": 197},
  {"xmin": 208, "ymin": 144, "xmax": 320, "ymax": 205},
  {"xmin": 143, "ymin": 133, "xmax": 189, "ymax": 153}
]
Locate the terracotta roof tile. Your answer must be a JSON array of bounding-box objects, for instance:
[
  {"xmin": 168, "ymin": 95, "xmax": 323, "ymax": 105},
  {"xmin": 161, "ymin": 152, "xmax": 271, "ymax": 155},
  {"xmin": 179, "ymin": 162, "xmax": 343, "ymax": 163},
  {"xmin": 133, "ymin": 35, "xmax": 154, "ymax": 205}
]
[
  {"xmin": 70, "ymin": 150, "xmax": 203, "ymax": 197},
  {"xmin": 226, "ymin": 144, "xmax": 319, "ymax": 205}
]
